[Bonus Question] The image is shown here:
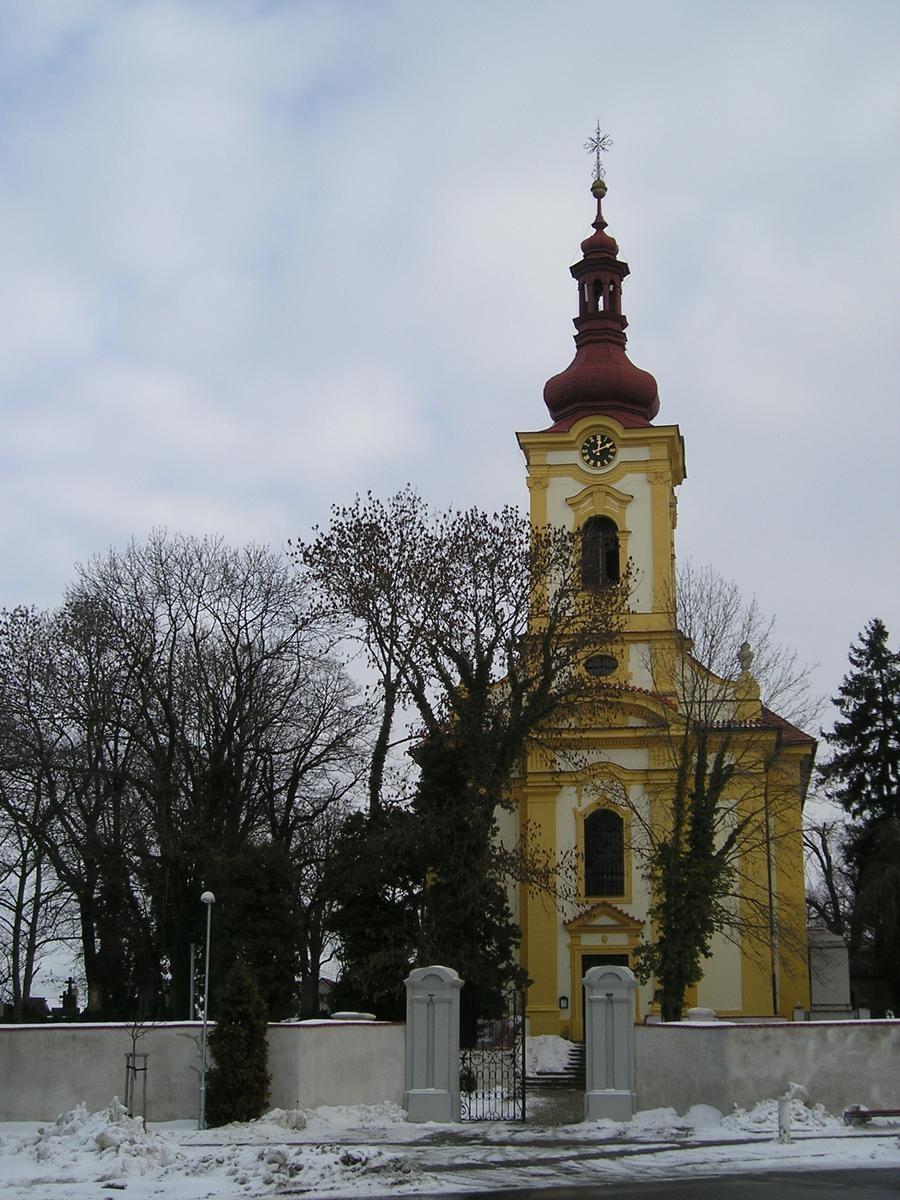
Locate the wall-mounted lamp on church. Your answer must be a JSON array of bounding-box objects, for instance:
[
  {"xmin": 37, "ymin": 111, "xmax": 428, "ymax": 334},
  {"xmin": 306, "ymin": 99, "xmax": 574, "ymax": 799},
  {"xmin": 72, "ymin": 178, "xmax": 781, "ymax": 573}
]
[{"xmin": 559, "ymin": 996, "xmax": 569, "ymax": 1010}]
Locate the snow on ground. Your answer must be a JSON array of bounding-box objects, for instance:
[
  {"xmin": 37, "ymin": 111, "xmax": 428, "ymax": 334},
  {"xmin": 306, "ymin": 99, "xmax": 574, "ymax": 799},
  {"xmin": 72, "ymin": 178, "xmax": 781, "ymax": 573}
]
[
  {"xmin": 1, "ymin": 1090, "xmax": 899, "ymax": 1200},
  {"xmin": 525, "ymin": 1034, "xmax": 572, "ymax": 1075}
]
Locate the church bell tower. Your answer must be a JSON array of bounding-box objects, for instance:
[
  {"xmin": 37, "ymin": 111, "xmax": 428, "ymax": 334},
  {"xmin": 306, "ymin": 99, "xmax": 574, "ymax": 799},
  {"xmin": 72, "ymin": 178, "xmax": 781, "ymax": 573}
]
[
  {"xmin": 511, "ymin": 151, "xmax": 811, "ymax": 1034},
  {"xmin": 517, "ymin": 171, "xmax": 686, "ymax": 688},
  {"xmin": 513, "ymin": 165, "xmax": 689, "ymax": 1035}
]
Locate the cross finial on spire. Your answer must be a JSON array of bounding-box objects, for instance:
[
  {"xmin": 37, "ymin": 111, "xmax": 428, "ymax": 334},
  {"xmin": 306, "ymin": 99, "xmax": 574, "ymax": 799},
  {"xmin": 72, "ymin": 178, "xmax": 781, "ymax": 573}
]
[{"xmin": 584, "ymin": 122, "xmax": 613, "ymax": 182}]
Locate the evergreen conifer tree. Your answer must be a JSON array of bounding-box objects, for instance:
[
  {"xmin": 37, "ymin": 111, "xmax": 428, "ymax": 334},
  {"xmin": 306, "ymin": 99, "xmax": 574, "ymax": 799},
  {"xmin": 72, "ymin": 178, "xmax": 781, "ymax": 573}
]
[
  {"xmin": 205, "ymin": 960, "xmax": 271, "ymax": 1126},
  {"xmin": 818, "ymin": 620, "xmax": 900, "ymax": 1010},
  {"xmin": 819, "ymin": 619, "xmax": 900, "ymax": 820}
]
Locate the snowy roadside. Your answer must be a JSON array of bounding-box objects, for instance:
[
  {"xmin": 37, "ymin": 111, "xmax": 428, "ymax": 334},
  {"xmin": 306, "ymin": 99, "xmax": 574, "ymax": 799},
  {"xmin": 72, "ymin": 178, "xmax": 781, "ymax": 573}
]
[{"xmin": 1, "ymin": 1093, "xmax": 899, "ymax": 1200}]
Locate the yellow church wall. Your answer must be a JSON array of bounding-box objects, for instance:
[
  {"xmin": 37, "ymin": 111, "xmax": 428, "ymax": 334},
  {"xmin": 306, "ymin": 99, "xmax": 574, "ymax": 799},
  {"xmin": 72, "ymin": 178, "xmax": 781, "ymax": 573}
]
[
  {"xmin": 741, "ymin": 944, "xmax": 776, "ymax": 1016},
  {"xmin": 518, "ymin": 732, "xmax": 811, "ymax": 1027},
  {"xmin": 734, "ymin": 775, "xmax": 780, "ymax": 1017},
  {"xmin": 572, "ymin": 746, "xmax": 652, "ymax": 774},
  {"xmin": 525, "ymin": 474, "xmax": 549, "ymax": 525},
  {"xmin": 494, "ymin": 800, "xmax": 520, "ymax": 928},
  {"xmin": 521, "ymin": 783, "xmax": 565, "ymax": 1035},
  {"xmin": 516, "ymin": 409, "xmax": 809, "ymax": 1027},
  {"xmin": 627, "ymin": 641, "xmax": 656, "ymax": 691},
  {"xmin": 617, "ymin": 473, "xmax": 654, "ymax": 612},
  {"xmin": 648, "ymin": 470, "xmax": 676, "ymax": 611},
  {"xmin": 521, "ymin": 420, "xmax": 683, "ymax": 627},
  {"xmin": 698, "ymin": 928, "xmax": 744, "ymax": 1014},
  {"xmin": 545, "ymin": 476, "xmax": 581, "ymax": 528},
  {"xmin": 772, "ymin": 754, "xmax": 812, "ymax": 1015},
  {"xmin": 552, "ymin": 771, "xmax": 655, "ymax": 1031},
  {"xmin": 551, "ymin": 466, "xmax": 656, "ymax": 614}
]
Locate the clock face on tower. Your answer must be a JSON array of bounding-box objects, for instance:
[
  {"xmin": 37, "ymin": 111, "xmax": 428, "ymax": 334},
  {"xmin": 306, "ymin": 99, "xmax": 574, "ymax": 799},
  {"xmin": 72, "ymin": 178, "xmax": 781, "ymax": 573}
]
[{"xmin": 580, "ymin": 432, "xmax": 617, "ymax": 469}]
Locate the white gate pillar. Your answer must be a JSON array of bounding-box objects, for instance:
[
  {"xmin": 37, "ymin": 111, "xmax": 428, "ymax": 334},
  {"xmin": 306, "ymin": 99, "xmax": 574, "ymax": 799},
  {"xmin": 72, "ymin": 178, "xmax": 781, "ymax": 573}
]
[
  {"xmin": 404, "ymin": 965, "xmax": 463, "ymax": 1122},
  {"xmin": 583, "ymin": 964, "xmax": 637, "ymax": 1122}
]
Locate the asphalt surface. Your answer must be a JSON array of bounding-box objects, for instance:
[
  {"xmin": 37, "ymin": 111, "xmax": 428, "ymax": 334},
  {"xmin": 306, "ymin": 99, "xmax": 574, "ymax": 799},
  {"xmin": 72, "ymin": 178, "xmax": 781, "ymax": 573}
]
[{"xmin": 398, "ymin": 1167, "xmax": 900, "ymax": 1198}]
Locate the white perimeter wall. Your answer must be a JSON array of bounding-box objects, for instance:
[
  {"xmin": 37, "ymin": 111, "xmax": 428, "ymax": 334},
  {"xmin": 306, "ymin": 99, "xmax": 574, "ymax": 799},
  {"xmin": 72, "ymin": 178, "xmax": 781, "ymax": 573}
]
[
  {"xmin": 0, "ymin": 1021, "xmax": 405, "ymax": 1123},
  {"xmin": 2, "ymin": 1018, "xmax": 896, "ymax": 1123},
  {"xmin": 635, "ymin": 1020, "xmax": 900, "ymax": 1115}
]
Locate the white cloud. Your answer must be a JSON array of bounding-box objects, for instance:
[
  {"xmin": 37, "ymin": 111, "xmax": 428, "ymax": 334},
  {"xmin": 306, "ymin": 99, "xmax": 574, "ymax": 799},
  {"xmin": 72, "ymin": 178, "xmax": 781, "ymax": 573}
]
[{"xmin": 0, "ymin": 0, "xmax": 897, "ymax": 712}]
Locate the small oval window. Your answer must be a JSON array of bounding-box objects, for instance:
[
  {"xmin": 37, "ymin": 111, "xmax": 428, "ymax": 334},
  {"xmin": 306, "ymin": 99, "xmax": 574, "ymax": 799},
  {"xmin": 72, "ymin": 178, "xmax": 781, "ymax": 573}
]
[{"xmin": 585, "ymin": 654, "xmax": 618, "ymax": 677}]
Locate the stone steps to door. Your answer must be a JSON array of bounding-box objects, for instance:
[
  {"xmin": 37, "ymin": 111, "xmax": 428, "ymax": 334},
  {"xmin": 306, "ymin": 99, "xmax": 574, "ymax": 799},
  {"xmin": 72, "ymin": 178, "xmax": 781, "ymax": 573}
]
[{"xmin": 526, "ymin": 1043, "xmax": 585, "ymax": 1089}]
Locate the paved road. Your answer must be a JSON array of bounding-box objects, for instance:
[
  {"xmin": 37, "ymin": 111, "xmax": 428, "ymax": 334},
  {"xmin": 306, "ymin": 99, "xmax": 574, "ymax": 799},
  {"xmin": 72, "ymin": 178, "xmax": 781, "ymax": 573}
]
[{"xmin": 400, "ymin": 1167, "xmax": 900, "ymax": 1198}]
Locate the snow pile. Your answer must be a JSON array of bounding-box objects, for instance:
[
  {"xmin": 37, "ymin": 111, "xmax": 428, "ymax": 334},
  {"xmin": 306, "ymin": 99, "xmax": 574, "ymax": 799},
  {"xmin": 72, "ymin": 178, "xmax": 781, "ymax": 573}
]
[
  {"xmin": 578, "ymin": 1106, "xmax": 721, "ymax": 1142},
  {"xmin": 682, "ymin": 1103, "xmax": 729, "ymax": 1131},
  {"xmin": 628, "ymin": 1106, "xmax": 700, "ymax": 1138},
  {"xmin": 2, "ymin": 1091, "xmax": 897, "ymax": 1200},
  {"xmin": 300, "ymin": 1102, "xmax": 408, "ymax": 1130},
  {"xmin": 620, "ymin": 1088, "xmax": 846, "ymax": 1140},
  {"xmin": 207, "ymin": 1141, "xmax": 425, "ymax": 1191},
  {"xmin": 192, "ymin": 1102, "xmax": 406, "ymax": 1144},
  {"xmin": 256, "ymin": 1106, "xmax": 309, "ymax": 1131},
  {"xmin": 724, "ymin": 1093, "xmax": 843, "ymax": 1135},
  {"xmin": 3, "ymin": 1102, "xmax": 425, "ymax": 1197},
  {"xmin": 22, "ymin": 1099, "xmax": 179, "ymax": 1177},
  {"xmin": 526, "ymin": 1035, "xmax": 574, "ymax": 1075},
  {"xmin": 202, "ymin": 1107, "xmax": 309, "ymax": 1139},
  {"xmin": 619, "ymin": 1106, "xmax": 729, "ymax": 1140},
  {"xmin": 584, "ymin": 1094, "xmax": 849, "ymax": 1142}
]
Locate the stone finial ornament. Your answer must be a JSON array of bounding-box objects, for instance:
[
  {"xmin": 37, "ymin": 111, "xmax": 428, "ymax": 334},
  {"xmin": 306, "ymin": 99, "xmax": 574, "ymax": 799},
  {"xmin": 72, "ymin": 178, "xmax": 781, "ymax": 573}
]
[{"xmin": 738, "ymin": 641, "xmax": 754, "ymax": 673}]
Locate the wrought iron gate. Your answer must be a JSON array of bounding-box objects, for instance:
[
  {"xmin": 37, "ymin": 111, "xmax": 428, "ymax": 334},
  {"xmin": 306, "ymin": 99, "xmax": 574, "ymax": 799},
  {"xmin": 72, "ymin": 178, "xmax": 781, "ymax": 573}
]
[{"xmin": 459, "ymin": 989, "xmax": 526, "ymax": 1121}]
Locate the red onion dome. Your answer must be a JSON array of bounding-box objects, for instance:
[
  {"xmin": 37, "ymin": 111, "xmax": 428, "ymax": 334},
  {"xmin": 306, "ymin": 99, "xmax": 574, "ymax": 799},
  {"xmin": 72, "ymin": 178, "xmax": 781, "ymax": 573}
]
[
  {"xmin": 543, "ymin": 178, "xmax": 659, "ymax": 427},
  {"xmin": 544, "ymin": 344, "xmax": 659, "ymax": 427}
]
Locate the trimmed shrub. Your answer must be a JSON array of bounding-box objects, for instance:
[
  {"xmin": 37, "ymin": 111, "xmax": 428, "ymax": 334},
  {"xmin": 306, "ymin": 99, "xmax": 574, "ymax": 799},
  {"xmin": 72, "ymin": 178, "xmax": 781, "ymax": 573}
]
[{"xmin": 205, "ymin": 960, "xmax": 271, "ymax": 1126}]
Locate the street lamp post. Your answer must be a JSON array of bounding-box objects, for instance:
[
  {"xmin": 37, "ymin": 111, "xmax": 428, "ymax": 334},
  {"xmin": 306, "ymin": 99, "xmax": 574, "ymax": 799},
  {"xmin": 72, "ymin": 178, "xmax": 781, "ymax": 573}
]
[
  {"xmin": 198, "ymin": 890, "xmax": 216, "ymax": 1130},
  {"xmin": 188, "ymin": 943, "xmax": 197, "ymax": 1020}
]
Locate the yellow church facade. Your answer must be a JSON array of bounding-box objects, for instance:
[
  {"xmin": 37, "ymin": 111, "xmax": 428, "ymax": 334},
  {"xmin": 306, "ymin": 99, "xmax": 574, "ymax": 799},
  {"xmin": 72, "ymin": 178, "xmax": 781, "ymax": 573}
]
[{"xmin": 505, "ymin": 176, "xmax": 813, "ymax": 1037}]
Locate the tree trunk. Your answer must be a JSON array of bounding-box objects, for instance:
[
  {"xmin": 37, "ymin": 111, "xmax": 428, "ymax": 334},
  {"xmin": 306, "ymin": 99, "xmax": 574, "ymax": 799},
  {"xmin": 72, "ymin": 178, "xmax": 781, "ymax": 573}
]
[
  {"xmin": 21, "ymin": 858, "xmax": 42, "ymax": 1012},
  {"xmin": 10, "ymin": 862, "xmax": 26, "ymax": 1020},
  {"xmin": 298, "ymin": 907, "xmax": 327, "ymax": 1017},
  {"xmin": 368, "ymin": 677, "xmax": 398, "ymax": 816},
  {"xmin": 299, "ymin": 963, "xmax": 321, "ymax": 1018},
  {"xmin": 79, "ymin": 900, "xmax": 102, "ymax": 1015}
]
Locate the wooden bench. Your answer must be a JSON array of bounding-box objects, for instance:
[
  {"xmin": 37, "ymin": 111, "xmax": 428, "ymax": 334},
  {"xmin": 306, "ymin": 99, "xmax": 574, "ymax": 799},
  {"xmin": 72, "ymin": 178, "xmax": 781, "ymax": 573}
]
[{"xmin": 843, "ymin": 1105, "xmax": 900, "ymax": 1125}]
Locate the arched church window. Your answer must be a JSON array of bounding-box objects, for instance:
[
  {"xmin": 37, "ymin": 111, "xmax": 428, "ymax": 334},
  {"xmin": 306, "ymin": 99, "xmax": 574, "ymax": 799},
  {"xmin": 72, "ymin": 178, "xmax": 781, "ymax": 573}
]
[
  {"xmin": 581, "ymin": 517, "xmax": 619, "ymax": 589},
  {"xmin": 584, "ymin": 808, "xmax": 625, "ymax": 896}
]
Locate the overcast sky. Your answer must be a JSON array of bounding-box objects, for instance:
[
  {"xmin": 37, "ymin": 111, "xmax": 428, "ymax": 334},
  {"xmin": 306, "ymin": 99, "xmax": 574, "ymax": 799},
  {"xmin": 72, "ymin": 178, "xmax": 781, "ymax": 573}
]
[{"xmin": 1, "ymin": 0, "xmax": 898, "ymax": 728}]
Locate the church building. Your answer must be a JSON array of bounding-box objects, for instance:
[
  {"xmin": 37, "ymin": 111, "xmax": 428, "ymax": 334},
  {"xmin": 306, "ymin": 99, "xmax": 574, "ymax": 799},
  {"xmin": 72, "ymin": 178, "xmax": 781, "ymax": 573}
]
[{"xmin": 509, "ymin": 172, "xmax": 814, "ymax": 1036}]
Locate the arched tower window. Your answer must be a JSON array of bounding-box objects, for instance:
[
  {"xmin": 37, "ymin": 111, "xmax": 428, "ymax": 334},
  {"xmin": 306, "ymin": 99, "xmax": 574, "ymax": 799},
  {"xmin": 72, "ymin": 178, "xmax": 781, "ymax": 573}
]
[
  {"xmin": 582, "ymin": 516, "xmax": 620, "ymax": 589},
  {"xmin": 584, "ymin": 808, "xmax": 625, "ymax": 896}
]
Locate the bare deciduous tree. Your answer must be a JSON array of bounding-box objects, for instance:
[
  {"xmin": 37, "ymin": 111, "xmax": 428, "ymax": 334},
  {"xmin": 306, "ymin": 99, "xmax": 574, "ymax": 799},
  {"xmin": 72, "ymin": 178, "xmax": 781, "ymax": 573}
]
[
  {"xmin": 804, "ymin": 815, "xmax": 855, "ymax": 939},
  {"xmin": 0, "ymin": 534, "xmax": 370, "ymax": 1018},
  {"xmin": 295, "ymin": 491, "xmax": 627, "ymax": 1017},
  {"xmin": 0, "ymin": 816, "xmax": 76, "ymax": 1017}
]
